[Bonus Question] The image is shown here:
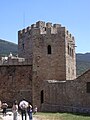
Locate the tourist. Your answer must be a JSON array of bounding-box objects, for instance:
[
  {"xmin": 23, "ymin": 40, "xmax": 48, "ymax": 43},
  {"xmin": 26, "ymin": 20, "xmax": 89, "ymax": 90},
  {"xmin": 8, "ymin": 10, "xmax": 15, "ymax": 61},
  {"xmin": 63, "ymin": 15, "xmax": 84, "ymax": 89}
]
[
  {"xmin": 19, "ymin": 99, "xmax": 28, "ymax": 120},
  {"xmin": 33, "ymin": 105, "xmax": 37, "ymax": 114},
  {"xmin": 2, "ymin": 102, "xmax": 8, "ymax": 116},
  {"xmin": 27, "ymin": 103, "xmax": 33, "ymax": 120},
  {"xmin": 12, "ymin": 100, "xmax": 18, "ymax": 120}
]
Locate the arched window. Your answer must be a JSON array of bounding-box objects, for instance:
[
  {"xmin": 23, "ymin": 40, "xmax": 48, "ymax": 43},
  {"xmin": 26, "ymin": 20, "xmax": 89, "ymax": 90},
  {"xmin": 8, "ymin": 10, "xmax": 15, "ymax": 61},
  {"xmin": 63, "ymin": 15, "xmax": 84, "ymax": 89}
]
[{"xmin": 47, "ymin": 45, "xmax": 51, "ymax": 54}]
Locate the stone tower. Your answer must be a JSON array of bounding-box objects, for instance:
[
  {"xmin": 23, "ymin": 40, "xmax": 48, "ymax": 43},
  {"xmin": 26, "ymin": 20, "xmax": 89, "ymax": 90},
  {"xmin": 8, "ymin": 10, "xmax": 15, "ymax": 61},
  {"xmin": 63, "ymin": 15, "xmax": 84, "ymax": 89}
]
[
  {"xmin": 18, "ymin": 21, "xmax": 76, "ymax": 109},
  {"xmin": 18, "ymin": 21, "xmax": 76, "ymax": 81}
]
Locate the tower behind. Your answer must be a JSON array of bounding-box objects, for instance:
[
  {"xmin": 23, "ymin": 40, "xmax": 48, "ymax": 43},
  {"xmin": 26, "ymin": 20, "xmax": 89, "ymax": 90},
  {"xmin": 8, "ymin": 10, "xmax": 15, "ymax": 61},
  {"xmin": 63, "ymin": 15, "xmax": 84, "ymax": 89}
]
[{"xmin": 18, "ymin": 21, "xmax": 76, "ymax": 81}]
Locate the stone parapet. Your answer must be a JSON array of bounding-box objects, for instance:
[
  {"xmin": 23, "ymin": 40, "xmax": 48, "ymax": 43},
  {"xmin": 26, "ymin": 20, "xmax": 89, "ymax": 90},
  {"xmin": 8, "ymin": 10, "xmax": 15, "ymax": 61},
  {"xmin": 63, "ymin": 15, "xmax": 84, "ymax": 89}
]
[{"xmin": 18, "ymin": 21, "xmax": 74, "ymax": 37}]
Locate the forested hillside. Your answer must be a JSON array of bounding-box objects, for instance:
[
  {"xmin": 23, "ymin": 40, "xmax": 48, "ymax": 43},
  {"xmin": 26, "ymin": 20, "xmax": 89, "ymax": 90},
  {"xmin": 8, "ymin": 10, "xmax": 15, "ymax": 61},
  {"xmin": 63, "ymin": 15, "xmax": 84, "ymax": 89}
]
[
  {"xmin": 76, "ymin": 53, "xmax": 90, "ymax": 76},
  {"xmin": 0, "ymin": 39, "xmax": 18, "ymax": 56}
]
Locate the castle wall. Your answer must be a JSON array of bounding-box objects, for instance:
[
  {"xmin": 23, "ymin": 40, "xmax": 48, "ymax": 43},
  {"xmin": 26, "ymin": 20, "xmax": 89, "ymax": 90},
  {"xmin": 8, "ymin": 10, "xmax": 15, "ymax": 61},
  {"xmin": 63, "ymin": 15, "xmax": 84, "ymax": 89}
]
[
  {"xmin": 41, "ymin": 70, "xmax": 90, "ymax": 113},
  {"xmin": 18, "ymin": 27, "xmax": 33, "ymax": 62},
  {"xmin": 65, "ymin": 31, "xmax": 76, "ymax": 80},
  {"xmin": 18, "ymin": 21, "xmax": 76, "ymax": 81},
  {"xmin": 18, "ymin": 21, "xmax": 76, "ymax": 110},
  {"xmin": 0, "ymin": 20, "xmax": 90, "ymax": 113},
  {"xmin": 0, "ymin": 65, "xmax": 32, "ymax": 106},
  {"xmin": 31, "ymin": 22, "xmax": 66, "ymax": 109}
]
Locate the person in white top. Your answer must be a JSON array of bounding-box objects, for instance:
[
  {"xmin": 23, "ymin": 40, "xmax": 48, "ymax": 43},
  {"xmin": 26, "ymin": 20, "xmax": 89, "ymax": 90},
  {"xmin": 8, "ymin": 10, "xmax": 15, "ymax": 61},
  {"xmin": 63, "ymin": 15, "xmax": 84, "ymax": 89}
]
[{"xmin": 12, "ymin": 100, "xmax": 18, "ymax": 120}]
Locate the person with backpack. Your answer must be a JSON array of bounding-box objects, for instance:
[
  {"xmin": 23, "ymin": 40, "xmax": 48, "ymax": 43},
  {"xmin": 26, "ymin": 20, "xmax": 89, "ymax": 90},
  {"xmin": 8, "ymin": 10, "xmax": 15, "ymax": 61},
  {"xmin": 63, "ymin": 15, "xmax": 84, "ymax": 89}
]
[{"xmin": 19, "ymin": 99, "xmax": 28, "ymax": 120}]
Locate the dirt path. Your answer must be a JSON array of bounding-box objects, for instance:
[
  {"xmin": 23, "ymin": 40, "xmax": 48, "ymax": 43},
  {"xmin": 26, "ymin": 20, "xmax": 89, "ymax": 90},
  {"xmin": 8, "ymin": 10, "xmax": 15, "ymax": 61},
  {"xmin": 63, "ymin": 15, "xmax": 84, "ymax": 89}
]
[{"xmin": 0, "ymin": 112, "xmax": 39, "ymax": 120}]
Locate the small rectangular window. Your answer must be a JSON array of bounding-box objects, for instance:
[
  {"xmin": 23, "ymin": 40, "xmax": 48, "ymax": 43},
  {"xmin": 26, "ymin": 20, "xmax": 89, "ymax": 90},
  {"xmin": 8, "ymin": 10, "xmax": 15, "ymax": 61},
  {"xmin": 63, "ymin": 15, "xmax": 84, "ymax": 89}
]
[
  {"xmin": 41, "ymin": 90, "xmax": 44, "ymax": 104},
  {"xmin": 22, "ymin": 43, "xmax": 24, "ymax": 50},
  {"xmin": 87, "ymin": 82, "xmax": 90, "ymax": 93},
  {"xmin": 47, "ymin": 45, "xmax": 51, "ymax": 54}
]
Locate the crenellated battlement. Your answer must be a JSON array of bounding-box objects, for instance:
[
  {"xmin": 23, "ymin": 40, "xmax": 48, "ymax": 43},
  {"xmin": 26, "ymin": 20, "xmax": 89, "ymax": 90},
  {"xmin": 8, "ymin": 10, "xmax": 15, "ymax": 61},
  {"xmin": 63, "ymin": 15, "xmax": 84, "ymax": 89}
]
[
  {"xmin": 18, "ymin": 21, "xmax": 67, "ymax": 36},
  {"xmin": 18, "ymin": 21, "xmax": 74, "ymax": 41}
]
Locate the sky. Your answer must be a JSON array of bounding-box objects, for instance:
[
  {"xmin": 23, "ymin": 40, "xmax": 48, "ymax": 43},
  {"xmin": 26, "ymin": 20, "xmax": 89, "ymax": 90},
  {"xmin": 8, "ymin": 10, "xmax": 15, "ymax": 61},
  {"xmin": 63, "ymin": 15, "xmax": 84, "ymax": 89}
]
[{"xmin": 0, "ymin": 0, "xmax": 90, "ymax": 53}]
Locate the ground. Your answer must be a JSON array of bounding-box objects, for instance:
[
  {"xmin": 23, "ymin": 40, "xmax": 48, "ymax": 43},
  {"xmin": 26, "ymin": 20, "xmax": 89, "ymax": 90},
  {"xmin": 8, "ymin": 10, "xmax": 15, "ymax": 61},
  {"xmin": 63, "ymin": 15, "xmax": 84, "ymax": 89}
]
[{"xmin": 0, "ymin": 111, "xmax": 39, "ymax": 120}]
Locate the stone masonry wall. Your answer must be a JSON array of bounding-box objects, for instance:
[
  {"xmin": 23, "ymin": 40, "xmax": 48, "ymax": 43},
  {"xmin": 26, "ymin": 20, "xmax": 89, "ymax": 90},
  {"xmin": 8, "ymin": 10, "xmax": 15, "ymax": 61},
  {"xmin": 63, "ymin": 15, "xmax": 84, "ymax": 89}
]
[
  {"xmin": 42, "ymin": 70, "xmax": 90, "ymax": 113},
  {"xmin": 0, "ymin": 65, "xmax": 32, "ymax": 106},
  {"xmin": 65, "ymin": 31, "xmax": 76, "ymax": 80},
  {"xmin": 18, "ymin": 21, "xmax": 76, "ymax": 81},
  {"xmin": 18, "ymin": 21, "xmax": 76, "ymax": 110},
  {"xmin": 0, "ymin": 21, "xmax": 89, "ymax": 113}
]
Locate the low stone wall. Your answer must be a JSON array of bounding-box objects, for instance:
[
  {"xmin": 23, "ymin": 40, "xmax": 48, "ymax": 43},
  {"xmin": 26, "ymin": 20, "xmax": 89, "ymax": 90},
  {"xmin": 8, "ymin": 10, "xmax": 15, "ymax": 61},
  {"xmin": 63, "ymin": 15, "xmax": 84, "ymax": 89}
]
[{"xmin": 41, "ymin": 103, "xmax": 90, "ymax": 114}]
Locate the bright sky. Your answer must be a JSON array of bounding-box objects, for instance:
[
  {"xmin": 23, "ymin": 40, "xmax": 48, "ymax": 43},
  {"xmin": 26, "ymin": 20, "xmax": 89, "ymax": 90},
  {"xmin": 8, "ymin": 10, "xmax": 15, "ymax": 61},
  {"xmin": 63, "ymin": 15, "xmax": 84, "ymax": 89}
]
[{"xmin": 0, "ymin": 0, "xmax": 90, "ymax": 53}]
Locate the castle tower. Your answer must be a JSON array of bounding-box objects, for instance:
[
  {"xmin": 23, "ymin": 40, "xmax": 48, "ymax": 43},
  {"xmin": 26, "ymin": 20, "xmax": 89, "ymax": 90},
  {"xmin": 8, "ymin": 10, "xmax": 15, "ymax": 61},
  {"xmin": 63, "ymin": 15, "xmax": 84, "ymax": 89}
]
[
  {"xmin": 18, "ymin": 21, "xmax": 76, "ymax": 81},
  {"xmin": 18, "ymin": 21, "xmax": 76, "ymax": 110}
]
